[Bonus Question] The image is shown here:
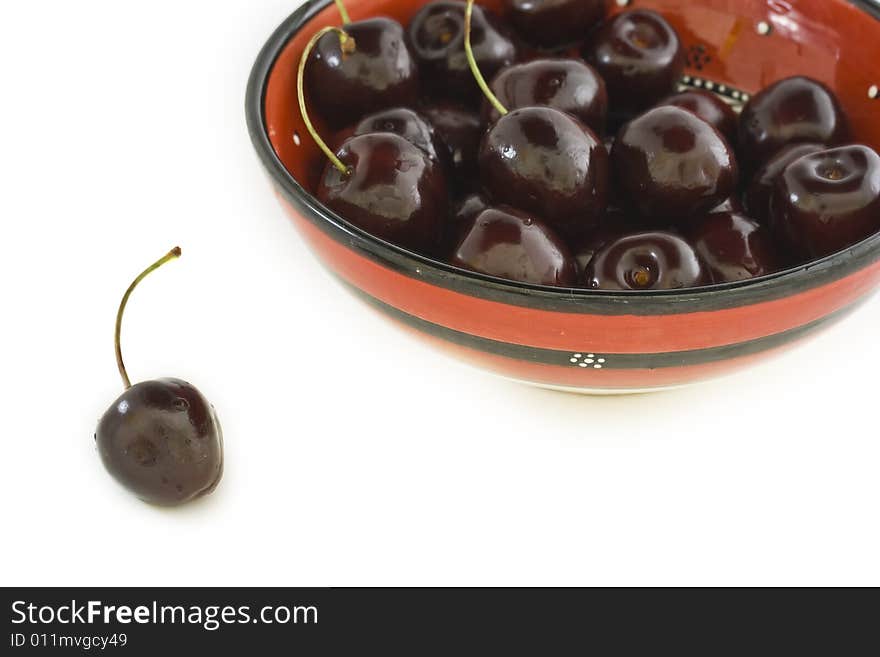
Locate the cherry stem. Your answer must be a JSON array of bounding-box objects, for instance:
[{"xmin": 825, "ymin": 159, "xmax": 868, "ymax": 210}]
[
  {"xmin": 333, "ymin": 0, "xmax": 351, "ymax": 24},
  {"xmin": 115, "ymin": 247, "xmax": 182, "ymax": 390},
  {"xmin": 464, "ymin": 0, "xmax": 507, "ymax": 117},
  {"xmin": 632, "ymin": 266, "xmax": 652, "ymax": 288},
  {"xmin": 298, "ymin": 26, "xmax": 355, "ymax": 176}
]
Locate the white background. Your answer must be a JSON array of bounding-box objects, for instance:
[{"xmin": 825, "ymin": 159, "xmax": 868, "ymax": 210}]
[{"xmin": 1, "ymin": 0, "xmax": 878, "ymax": 587}]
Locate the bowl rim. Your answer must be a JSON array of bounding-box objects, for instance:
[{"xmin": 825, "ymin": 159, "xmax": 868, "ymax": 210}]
[{"xmin": 245, "ymin": 0, "xmax": 880, "ymax": 310}]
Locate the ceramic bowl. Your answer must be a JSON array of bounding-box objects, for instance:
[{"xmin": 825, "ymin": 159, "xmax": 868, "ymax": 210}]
[{"xmin": 246, "ymin": 0, "xmax": 880, "ymax": 393}]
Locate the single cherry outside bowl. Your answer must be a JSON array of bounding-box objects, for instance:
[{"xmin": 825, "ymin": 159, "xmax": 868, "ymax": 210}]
[{"xmin": 247, "ymin": 0, "xmax": 880, "ymax": 394}]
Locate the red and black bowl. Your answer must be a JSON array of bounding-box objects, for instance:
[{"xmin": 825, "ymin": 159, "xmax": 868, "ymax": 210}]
[{"xmin": 246, "ymin": 0, "xmax": 880, "ymax": 394}]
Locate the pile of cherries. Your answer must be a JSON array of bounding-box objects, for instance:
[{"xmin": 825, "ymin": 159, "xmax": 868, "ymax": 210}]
[{"xmin": 300, "ymin": 0, "xmax": 880, "ymax": 290}]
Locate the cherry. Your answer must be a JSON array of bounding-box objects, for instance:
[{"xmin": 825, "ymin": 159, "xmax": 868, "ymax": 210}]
[
  {"xmin": 744, "ymin": 142, "xmax": 825, "ymax": 224},
  {"xmin": 451, "ymin": 206, "xmax": 577, "ymax": 285},
  {"xmin": 658, "ymin": 89, "xmax": 738, "ymax": 145},
  {"xmin": 599, "ymin": 135, "xmax": 623, "ymax": 209},
  {"xmin": 738, "ymin": 76, "xmax": 849, "ymax": 172},
  {"xmin": 583, "ymin": 9, "xmax": 685, "ymax": 116},
  {"xmin": 483, "ymin": 58, "xmax": 608, "ymax": 134},
  {"xmin": 771, "ymin": 145, "xmax": 880, "ymax": 260},
  {"xmin": 611, "ymin": 106, "xmax": 738, "ymax": 224},
  {"xmin": 603, "ymin": 134, "xmax": 615, "ymax": 156},
  {"xmin": 406, "ymin": 1, "xmax": 518, "ymax": 104},
  {"xmin": 710, "ymin": 196, "xmax": 744, "ymax": 214},
  {"xmin": 442, "ymin": 193, "xmax": 490, "ymax": 254},
  {"xmin": 480, "ymin": 106, "xmax": 608, "ymax": 235},
  {"xmin": 688, "ymin": 212, "xmax": 780, "ymax": 282},
  {"xmin": 458, "ymin": 1, "xmax": 606, "ymax": 237},
  {"xmin": 352, "ymin": 107, "xmax": 446, "ymax": 165},
  {"xmin": 301, "ymin": 29, "xmax": 448, "ymax": 254},
  {"xmin": 306, "ymin": 17, "xmax": 418, "ymax": 128},
  {"xmin": 507, "ymin": 0, "xmax": 605, "ymax": 49},
  {"xmin": 571, "ymin": 208, "xmax": 644, "ymax": 275},
  {"xmin": 96, "ymin": 248, "xmax": 223, "ymax": 506},
  {"xmin": 454, "ymin": 193, "xmax": 490, "ymax": 227},
  {"xmin": 420, "ymin": 102, "xmax": 483, "ymax": 191},
  {"xmin": 584, "ymin": 231, "xmax": 711, "ymax": 290},
  {"xmin": 317, "ymin": 133, "xmax": 448, "ymax": 253},
  {"xmin": 574, "ymin": 227, "xmax": 619, "ymax": 276}
]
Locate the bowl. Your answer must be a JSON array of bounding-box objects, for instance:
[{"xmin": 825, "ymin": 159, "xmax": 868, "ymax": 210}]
[{"xmin": 246, "ymin": 0, "xmax": 880, "ymax": 394}]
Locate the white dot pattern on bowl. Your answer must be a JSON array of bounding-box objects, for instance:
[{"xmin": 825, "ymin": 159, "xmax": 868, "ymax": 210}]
[{"xmin": 571, "ymin": 353, "xmax": 606, "ymax": 369}]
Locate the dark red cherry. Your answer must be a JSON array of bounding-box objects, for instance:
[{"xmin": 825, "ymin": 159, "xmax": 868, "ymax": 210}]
[
  {"xmin": 601, "ymin": 135, "xmax": 621, "ymax": 208},
  {"xmin": 658, "ymin": 89, "xmax": 738, "ymax": 144},
  {"xmin": 584, "ymin": 231, "xmax": 711, "ymax": 290},
  {"xmin": 451, "ymin": 206, "xmax": 577, "ymax": 286},
  {"xmin": 352, "ymin": 107, "xmax": 444, "ymax": 165},
  {"xmin": 96, "ymin": 248, "xmax": 223, "ymax": 506},
  {"xmin": 507, "ymin": 0, "xmax": 605, "ymax": 49},
  {"xmin": 479, "ymin": 106, "xmax": 608, "ymax": 236},
  {"xmin": 710, "ymin": 196, "xmax": 744, "ymax": 214},
  {"xmin": 571, "ymin": 209, "xmax": 644, "ymax": 275},
  {"xmin": 317, "ymin": 133, "xmax": 448, "ymax": 253},
  {"xmin": 483, "ymin": 58, "xmax": 607, "ymax": 133},
  {"xmin": 583, "ymin": 10, "xmax": 685, "ymax": 116},
  {"xmin": 574, "ymin": 226, "xmax": 620, "ymax": 276},
  {"xmin": 603, "ymin": 134, "xmax": 615, "ymax": 156},
  {"xmin": 442, "ymin": 193, "xmax": 490, "ymax": 254},
  {"xmin": 611, "ymin": 106, "xmax": 738, "ymax": 224},
  {"xmin": 688, "ymin": 212, "xmax": 780, "ymax": 282},
  {"xmin": 406, "ymin": 1, "xmax": 518, "ymax": 103},
  {"xmin": 738, "ymin": 76, "xmax": 849, "ymax": 172},
  {"xmin": 421, "ymin": 102, "xmax": 484, "ymax": 191},
  {"xmin": 771, "ymin": 145, "xmax": 880, "ymax": 260},
  {"xmin": 454, "ymin": 193, "xmax": 490, "ymax": 226},
  {"xmin": 744, "ymin": 142, "xmax": 825, "ymax": 224},
  {"xmin": 306, "ymin": 18, "xmax": 418, "ymax": 128},
  {"xmin": 97, "ymin": 379, "xmax": 223, "ymax": 506}
]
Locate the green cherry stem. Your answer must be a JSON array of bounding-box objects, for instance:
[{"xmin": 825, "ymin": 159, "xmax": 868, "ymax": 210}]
[
  {"xmin": 115, "ymin": 247, "xmax": 182, "ymax": 390},
  {"xmin": 465, "ymin": 0, "xmax": 507, "ymax": 117},
  {"xmin": 297, "ymin": 26, "xmax": 355, "ymax": 176},
  {"xmin": 333, "ymin": 0, "xmax": 351, "ymax": 25}
]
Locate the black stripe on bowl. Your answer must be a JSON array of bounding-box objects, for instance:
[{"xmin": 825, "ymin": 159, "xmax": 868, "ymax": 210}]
[{"xmin": 340, "ymin": 278, "xmax": 868, "ymax": 370}]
